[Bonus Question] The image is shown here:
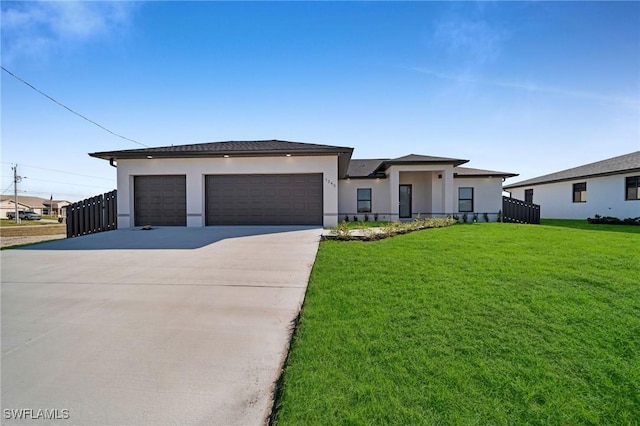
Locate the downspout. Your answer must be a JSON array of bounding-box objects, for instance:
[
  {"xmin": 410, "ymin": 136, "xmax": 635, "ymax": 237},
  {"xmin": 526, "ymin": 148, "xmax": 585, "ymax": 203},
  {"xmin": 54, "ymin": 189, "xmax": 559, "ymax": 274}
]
[{"xmin": 109, "ymin": 158, "xmax": 117, "ymax": 168}]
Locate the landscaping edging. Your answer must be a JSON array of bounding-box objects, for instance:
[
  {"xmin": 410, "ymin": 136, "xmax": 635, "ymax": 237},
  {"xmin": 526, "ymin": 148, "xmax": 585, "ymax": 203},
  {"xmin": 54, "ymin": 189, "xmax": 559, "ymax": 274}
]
[{"xmin": 322, "ymin": 217, "xmax": 457, "ymax": 241}]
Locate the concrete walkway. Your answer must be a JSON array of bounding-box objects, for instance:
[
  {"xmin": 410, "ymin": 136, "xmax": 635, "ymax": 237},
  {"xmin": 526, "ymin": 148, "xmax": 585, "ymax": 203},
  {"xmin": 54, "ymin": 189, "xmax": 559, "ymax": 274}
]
[{"xmin": 1, "ymin": 226, "xmax": 321, "ymax": 425}]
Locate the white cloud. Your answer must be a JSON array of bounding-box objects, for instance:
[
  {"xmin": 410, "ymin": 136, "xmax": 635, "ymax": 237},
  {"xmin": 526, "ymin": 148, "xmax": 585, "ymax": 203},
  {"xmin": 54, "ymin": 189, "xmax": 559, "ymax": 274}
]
[
  {"xmin": 407, "ymin": 66, "xmax": 640, "ymax": 108},
  {"xmin": 1, "ymin": 1, "xmax": 137, "ymax": 64},
  {"xmin": 432, "ymin": 15, "xmax": 505, "ymax": 65}
]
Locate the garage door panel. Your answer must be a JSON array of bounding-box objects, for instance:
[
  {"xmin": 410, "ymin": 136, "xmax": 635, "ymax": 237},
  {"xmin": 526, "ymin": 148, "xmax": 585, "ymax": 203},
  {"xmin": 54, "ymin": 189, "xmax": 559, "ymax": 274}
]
[
  {"xmin": 206, "ymin": 174, "xmax": 322, "ymax": 225},
  {"xmin": 134, "ymin": 175, "xmax": 186, "ymax": 226}
]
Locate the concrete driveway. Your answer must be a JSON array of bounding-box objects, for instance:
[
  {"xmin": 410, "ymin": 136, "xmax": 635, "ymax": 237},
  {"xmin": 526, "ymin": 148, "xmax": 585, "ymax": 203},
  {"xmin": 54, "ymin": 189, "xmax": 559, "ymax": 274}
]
[{"xmin": 1, "ymin": 226, "xmax": 321, "ymax": 425}]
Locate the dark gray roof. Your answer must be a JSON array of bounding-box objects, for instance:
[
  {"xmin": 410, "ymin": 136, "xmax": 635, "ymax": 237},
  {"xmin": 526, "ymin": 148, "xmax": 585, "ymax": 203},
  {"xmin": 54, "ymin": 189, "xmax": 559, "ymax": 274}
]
[
  {"xmin": 374, "ymin": 154, "xmax": 469, "ymax": 172},
  {"xmin": 454, "ymin": 167, "xmax": 518, "ymax": 178},
  {"xmin": 346, "ymin": 159, "xmax": 387, "ymax": 178},
  {"xmin": 90, "ymin": 139, "xmax": 354, "ymax": 178},
  {"xmin": 346, "ymin": 160, "xmax": 515, "ymax": 179},
  {"xmin": 89, "ymin": 139, "xmax": 352, "ymax": 158},
  {"xmin": 504, "ymin": 151, "xmax": 640, "ymax": 189}
]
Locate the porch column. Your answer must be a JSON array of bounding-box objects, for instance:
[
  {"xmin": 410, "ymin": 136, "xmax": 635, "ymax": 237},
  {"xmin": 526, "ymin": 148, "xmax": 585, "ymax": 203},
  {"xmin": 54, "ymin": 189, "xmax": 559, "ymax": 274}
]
[
  {"xmin": 389, "ymin": 168, "xmax": 399, "ymax": 222},
  {"xmin": 442, "ymin": 168, "xmax": 454, "ymax": 215}
]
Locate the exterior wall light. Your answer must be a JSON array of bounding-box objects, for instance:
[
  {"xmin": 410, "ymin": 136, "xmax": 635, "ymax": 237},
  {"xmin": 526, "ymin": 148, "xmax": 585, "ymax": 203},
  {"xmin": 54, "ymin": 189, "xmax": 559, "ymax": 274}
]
[{"xmin": 223, "ymin": 155, "xmax": 230, "ymax": 158}]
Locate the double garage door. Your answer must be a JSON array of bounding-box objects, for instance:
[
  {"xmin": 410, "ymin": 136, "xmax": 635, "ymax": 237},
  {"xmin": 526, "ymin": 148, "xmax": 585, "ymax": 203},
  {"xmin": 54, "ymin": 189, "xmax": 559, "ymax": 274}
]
[
  {"xmin": 206, "ymin": 174, "xmax": 322, "ymax": 225},
  {"xmin": 134, "ymin": 174, "xmax": 322, "ymax": 226}
]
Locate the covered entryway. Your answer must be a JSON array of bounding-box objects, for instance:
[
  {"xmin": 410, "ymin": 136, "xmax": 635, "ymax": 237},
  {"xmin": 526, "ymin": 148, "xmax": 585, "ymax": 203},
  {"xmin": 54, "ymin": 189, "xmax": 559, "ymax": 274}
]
[
  {"xmin": 134, "ymin": 175, "xmax": 186, "ymax": 226},
  {"xmin": 206, "ymin": 174, "xmax": 323, "ymax": 225}
]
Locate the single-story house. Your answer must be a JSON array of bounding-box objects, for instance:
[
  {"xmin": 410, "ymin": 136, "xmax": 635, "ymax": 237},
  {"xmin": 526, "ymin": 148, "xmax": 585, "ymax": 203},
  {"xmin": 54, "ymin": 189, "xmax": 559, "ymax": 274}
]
[
  {"xmin": 504, "ymin": 151, "xmax": 640, "ymax": 219},
  {"xmin": 0, "ymin": 196, "xmax": 34, "ymax": 218},
  {"xmin": 89, "ymin": 140, "xmax": 518, "ymax": 228},
  {"xmin": 0, "ymin": 196, "xmax": 70, "ymax": 218}
]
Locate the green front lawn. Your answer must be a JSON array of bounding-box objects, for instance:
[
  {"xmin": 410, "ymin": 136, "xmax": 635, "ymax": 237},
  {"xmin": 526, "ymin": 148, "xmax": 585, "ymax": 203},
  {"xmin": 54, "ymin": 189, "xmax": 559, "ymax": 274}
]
[{"xmin": 274, "ymin": 222, "xmax": 640, "ymax": 425}]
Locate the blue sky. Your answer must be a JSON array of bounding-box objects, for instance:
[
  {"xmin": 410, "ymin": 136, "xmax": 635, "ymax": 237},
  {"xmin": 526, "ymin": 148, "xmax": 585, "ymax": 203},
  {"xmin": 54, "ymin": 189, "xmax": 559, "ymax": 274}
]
[{"xmin": 2, "ymin": 1, "xmax": 639, "ymax": 201}]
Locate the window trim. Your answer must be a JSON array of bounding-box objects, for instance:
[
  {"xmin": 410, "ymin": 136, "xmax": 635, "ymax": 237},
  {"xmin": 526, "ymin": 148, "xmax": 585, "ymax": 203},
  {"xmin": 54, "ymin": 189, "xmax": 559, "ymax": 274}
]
[
  {"xmin": 357, "ymin": 188, "xmax": 372, "ymax": 213},
  {"xmin": 626, "ymin": 176, "xmax": 640, "ymax": 201},
  {"xmin": 458, "ymin": 187, "xmax": 474, "ymax": 213},
  {"xmin": 572, "ymin": 182, "xmax": 587, "ymax": 203}
]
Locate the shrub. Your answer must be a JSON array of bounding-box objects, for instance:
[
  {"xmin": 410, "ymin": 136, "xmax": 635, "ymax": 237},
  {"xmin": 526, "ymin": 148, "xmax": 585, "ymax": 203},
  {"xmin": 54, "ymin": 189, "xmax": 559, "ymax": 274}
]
[
  {"xmin": 462, "ymin": 213, "xmax": 468, "ymax": 223},
  {"xmin": 587, "ymin": 214, "xmax": 640, "ymax": 226},
  {"xmin": 473, "ymin": 213, "xmax": 479, "ymax": 223},
  {"xmin": 364, "ymin": 213, "xmax": 369, "ymax": 222},
  {"xmin": 497, "ymin": 210, "xmax": 503, "ymax": 223},
  {"xmin": 332, "ymin": 221, "xmax": 352, "ymax": 240},
  {"xmin": 374, "ymin": 213, "xmax": 378, "ymax": 221},
  {"xmin": 344, "ymin": 214, "xmax": 349, "ymax": 222},
  {"xmin": 353, "ymin": 215, "xmax": 358, "ymax": 222},
  {"xmin": 483, "ymin": 212, "xmax": 489, "ymax": 222}
]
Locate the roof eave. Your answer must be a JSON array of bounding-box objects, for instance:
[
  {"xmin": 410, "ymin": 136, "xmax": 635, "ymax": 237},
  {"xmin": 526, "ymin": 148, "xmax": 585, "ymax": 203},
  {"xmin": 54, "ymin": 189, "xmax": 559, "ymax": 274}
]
[
  {"xmin": 503, "ymin": 167, "xmax": 640, "ymax": 189},
  {"xmin": 90, "ymin": 147, "xmax": 355, "ymax": 179},
  {"xmin": 374, "ymin": 159, "xmax": 470, "ymax": 173},
  {"xmin": 455, "ymin": 173, "xmax": 519, "ymax": 179}
]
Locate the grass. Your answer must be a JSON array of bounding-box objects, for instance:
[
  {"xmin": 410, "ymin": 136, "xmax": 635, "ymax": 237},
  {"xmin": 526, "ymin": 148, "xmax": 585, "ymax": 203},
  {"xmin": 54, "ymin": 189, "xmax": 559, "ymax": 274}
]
[
  {"xmin": 273, "ymin": 222, "xmax": 640, "ymax": 425},
  {"xmin": 541, "ymin": 218, "xmax": 640, "ymax": 234},
  {"xmin": 0, "ymin": 223, "xmax": 66, "ymax": 237},
  {"xmin": 0, "ymin": 219, "xmax": 59, "ymax": 227}
]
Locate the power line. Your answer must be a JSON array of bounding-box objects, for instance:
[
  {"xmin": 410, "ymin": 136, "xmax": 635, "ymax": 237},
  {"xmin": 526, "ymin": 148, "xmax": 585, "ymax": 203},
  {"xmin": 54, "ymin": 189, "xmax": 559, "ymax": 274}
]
[
  {"xmin": 1, "ymin": 66, "xmax": 149, "ymax": 148},
  {"xmin": 1, "ymin": 161, "xmax": 114, "ymax": 181},
  {"xmin": 1, "ymin": 182, "xmax": 14, "ymax": 195},
  {"xmin": 15, "ymin": 189, "xmax": 95, "ymax": 198},
  {"xmin": 24, "ymin": 177, "xmax": 114, "ymax": 190}
]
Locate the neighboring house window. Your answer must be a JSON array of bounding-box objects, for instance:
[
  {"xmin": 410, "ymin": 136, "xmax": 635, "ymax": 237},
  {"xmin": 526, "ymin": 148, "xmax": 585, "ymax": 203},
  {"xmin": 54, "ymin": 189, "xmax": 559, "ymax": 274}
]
[
  {"xmin": 627, "ymin": 176, "xmax": 640, "ymax": 200},
  {"xmin": 524, "ymin": 189, "xmax": 534, "ymax": 204},
  {"xmin": 357, "ymin": 188, "xmax": 372, "ymax": 213},
  {"xmin": 458, "ymin": 187, "xmax": 473, "ymax": 212},
  {"xmin": 573, "ymin": 182, "xmax": 587, "ymax": 203}
]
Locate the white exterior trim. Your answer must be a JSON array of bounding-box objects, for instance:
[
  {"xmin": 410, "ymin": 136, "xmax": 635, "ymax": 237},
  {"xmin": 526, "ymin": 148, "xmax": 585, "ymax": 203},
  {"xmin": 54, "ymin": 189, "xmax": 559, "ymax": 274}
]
[
  {"xmin": 116, "ymin": 155, "xmax": 339, "ymax": 228},
  {"xmin": 338, "ymin": 169, "xmax": 506, "ymax": 222}
]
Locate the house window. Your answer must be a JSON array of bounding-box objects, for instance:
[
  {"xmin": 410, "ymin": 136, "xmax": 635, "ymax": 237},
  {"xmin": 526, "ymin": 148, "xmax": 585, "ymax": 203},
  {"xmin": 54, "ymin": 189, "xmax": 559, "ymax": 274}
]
[
  {"xmin": 458, "ymin": 187, "xmax": 474, "ymax": 212},
  {"xmin": 357, "ymin": 188, "xmax": 372, "ymax": 213},
  {"xmin": 524, "ymin": 189, "xmax": 534, "ymax": 204},
  {"xmin": 573, "ymin": 182, "xmax": 587, "ymax": 203},
  {"xmin": 626, "ymin": 176, "xmax": 640, "ymax": 200}
]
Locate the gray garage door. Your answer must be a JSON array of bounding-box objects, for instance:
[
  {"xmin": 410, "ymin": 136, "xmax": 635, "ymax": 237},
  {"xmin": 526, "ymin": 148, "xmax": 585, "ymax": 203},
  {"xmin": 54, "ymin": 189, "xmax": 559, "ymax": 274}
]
[
  {"xmin": 134, "ymin": 175, "xmax": 187, "ymax": 226},
  {"xmin": 206, "ymin": 174, "xmax": 323, "ymax": 225}
]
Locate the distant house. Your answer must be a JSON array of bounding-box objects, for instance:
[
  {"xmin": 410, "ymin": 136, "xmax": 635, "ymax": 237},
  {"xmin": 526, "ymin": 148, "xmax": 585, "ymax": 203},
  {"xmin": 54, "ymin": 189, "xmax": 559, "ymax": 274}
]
[
  {"xmin": 89, "ymin": 139, "xmax": 517, "ymax": 228},
  {"xmin": 0, "ymin": 196, "xmax": 70, "ymax": 218},
  {"xmin": 503, "ymin": 151, "xmax": 640, "ymax": 219}
]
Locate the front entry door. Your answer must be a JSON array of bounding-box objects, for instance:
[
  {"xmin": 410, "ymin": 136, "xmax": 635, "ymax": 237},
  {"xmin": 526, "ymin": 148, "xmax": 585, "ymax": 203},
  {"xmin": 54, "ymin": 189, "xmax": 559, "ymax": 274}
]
[{"xmin": 399, "ymin": 184, "xmax": 412, "ymax": 218}]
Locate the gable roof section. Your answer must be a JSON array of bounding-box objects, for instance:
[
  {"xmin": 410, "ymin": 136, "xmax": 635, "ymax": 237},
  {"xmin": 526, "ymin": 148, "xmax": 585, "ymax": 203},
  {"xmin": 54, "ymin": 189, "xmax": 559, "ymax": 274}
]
[
  {"xmin": 346, "ymin": 159, "xmax": 387, "ymax": 178},
  {"xmin": 504, "ymin": 151, "xmax": 640, "ymax": 189},
  {"xmin": 0, "ymin": 195, "xmax": 49, "ymax": 208},
  {"xmin": 89, "ymin": 139, "xmax": 354, "ymax": 178},
  {"xmin": 374, "ymin": 154, "xmax": 469, "ymax": 172}
]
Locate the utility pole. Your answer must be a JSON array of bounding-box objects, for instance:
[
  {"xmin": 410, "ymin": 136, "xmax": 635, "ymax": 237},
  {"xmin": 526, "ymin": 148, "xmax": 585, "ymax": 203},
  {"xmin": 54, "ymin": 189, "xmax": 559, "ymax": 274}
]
[{"xmin": 12, "ymin": 165, "xmax": 21, "ymax": 224}]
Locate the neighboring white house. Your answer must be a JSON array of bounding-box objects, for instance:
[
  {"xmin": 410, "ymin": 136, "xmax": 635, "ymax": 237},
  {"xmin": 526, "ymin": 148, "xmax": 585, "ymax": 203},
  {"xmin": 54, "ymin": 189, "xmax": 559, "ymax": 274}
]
[
  {"xmin": 89, "ymin": 140, "xmax": 518, "ymax": 228},
  {"xmin": 504, "ymin": 151, "xmax": 640, "ymax": 219}
]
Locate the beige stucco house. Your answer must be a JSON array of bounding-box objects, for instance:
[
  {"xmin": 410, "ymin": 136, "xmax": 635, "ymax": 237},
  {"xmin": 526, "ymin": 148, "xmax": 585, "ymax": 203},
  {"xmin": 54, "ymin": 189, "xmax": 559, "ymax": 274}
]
[
  {"xmin": 90, "ymin": 140, "xmax": 517, "ymax": 228},
  {"xmin": 0, "ymin": 196, "xmax": 70, "ymax": 218}
]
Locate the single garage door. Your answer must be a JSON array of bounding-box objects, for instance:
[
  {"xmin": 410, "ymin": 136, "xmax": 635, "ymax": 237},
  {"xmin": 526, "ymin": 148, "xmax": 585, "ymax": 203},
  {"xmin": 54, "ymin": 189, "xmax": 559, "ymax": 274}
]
[
  {"xmin": 206, "ymin": 174, "xmax": 323, "ymax": 225},
  {"xmin": 134, "ymin": 175, "xmax": 187, "ymax": 226}
]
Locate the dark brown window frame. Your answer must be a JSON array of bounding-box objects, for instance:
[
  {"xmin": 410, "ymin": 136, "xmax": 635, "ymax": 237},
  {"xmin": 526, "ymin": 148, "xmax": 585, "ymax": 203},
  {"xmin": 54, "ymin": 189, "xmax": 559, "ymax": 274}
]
[
  {"xmin": 626, "ymin": 176, "xmax": 640, "ymax": 201},
  {"xmin": 357, "ymin": 188, "xmax": 372, "ymax": 213},
  {"xmin": 573, "ymin": 182, "xmax": 587, "ymax": 203},
  {"xmin": 458, "ymin": 187, "xmax": 474, "ymax": 213}
]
